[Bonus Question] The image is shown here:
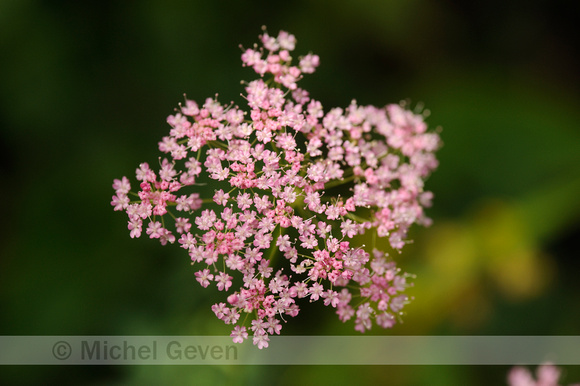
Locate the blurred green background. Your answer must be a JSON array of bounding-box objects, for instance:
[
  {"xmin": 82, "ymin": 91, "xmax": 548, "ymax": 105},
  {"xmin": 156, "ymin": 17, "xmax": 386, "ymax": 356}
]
[{"xmin": 1, "ymin": 0, "xmax": 579, "ymax": 384}]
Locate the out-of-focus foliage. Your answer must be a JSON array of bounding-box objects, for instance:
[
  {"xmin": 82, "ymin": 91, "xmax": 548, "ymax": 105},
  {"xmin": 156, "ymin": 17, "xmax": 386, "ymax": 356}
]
[{"xmin": 1, "ymin": 0, "xmax": 579, "ymax": 384}]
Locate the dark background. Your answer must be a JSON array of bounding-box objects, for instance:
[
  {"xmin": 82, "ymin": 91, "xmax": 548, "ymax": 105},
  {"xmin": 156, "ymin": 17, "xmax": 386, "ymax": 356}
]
[{"xmin": 1, "ymin": 0, "xmax": 579, "ymax": 384}]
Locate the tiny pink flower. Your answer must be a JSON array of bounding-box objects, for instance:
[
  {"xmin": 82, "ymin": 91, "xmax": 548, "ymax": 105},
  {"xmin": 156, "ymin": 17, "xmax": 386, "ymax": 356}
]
[
  {"xmin": 146, "ymin": 221, "xmax": 163, "ymax": 239},
  {"xmin": 128, "ymin": 219, "xmax": 142, "ymax": 238},
  {"xmin": 174, "ymin": 217, "xmax": 191, "ymax": 234},
  {"xmin": 195, "ymin": 269, "xmax": 214, "ymax": 288},
  {"xmin": 215, "ymin": 271, "xmax": 233, "ymax": 291},
  {"xmin": 111, "ymin": 194, "xmax": 130, "ymax": 211},
  {"xmin": 252, "ymin": 332, "xmax": 270, "ymax": 350},
  {"xmin": 299, "ymin": 54, "xmax": 319, "ymax": 74},
  {"xmin": 230, "ymin": 325, "xmax": 248, "ymax": 343},
  {"xmin": 112, "ymin": 176, "xmax": 131, "ymax": 194}
]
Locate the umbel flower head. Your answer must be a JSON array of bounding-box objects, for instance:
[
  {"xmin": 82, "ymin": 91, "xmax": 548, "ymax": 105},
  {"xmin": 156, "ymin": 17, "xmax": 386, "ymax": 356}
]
[{"xmin": 111, "ymin": 28, "xmax": 441, "ymax": 349}]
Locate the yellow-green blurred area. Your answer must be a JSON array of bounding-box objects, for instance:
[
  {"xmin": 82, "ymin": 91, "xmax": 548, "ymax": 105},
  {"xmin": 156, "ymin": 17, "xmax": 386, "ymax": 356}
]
[{"xmin": 1, "ymin": 0, "xmax": 579, "ymax": 384}]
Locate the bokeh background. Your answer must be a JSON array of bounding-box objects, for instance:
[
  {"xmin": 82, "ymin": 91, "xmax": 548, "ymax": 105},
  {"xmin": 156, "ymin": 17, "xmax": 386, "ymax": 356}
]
[{"xmin": 1, "ymin": 0, "xmax": 579, "ymax": 384}]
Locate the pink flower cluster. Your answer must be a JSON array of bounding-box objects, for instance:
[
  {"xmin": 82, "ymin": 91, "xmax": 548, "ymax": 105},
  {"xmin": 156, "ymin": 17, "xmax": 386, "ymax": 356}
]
[{"xmin": 111, "ymin": 29, "xmax": 440, "ymax": 348}]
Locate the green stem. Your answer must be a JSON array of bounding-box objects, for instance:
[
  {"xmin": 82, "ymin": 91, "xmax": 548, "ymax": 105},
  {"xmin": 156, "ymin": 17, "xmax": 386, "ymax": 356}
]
[
  {"xmin": 345, "ymin": 212, "xmax": 370, "ymax": 224},
  {"xmin": 324, "ymin": 174, "xmax": 357, "ymax": 190},
  {"xmin": 266, "ymin": 226, "xmax": 283, "ymax": 263}
]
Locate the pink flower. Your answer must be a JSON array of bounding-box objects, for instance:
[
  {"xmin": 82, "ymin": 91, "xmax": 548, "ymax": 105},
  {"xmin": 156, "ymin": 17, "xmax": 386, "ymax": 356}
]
[
  {"xmin": 322, "ymin": 290, "xmax": 339, "ymax": 308},
  {"xmin": 195, "ymin": 269, "xmax": 214, "ymax": 288},
  {"xmin": 213, "ymin": 189, "xmax": 229, "ymax": 206},
  {"xmin": 111, "ymin": 194, "xmax": 129, "ymax": 211},
  {"xmin": 112, "ymin": 177, "xmax": 131, "ymax": 194},
  {"xmin": 340, "ymin": 219, "xmax": 358, "ymax": 238},
  {"xmin": 230, "ymin": 326, "xmax": 248, "ymax": 343},
  {"xmin": 299, "ymin": 54, "xmax": 319, "ymax": 74},
  {"xmin": 252, "ymin": 333, "xmax": 269, "ymax": 350},
  {"xmin": 215, "ymin": 272, "xmax": 233, "ymax": 291},
  {"xmin": 309, "ymin": 283, "xmax": 324, "ymax": 301},
  {"xmin": 111, "ymin": 29, "xmax": 440, "ymax": 348},
  {"xmin": 174, "ymin": 217, "xmax": 191, "ymax": 234},
  {"xmin": 127, "ymin": 219, "xmax": 142, "ymax": 238},
  {"xmin": 195, "ymin": 209, "xmax": 216, "ymax": 230},
  {"xmin": 277, "ymin": 31, "xmax": 296, "ymax": 51},
  {"xmin": 507, "ymin": 363, "xmax": 570, "ymax": 386},
  {"xmin": 146, "ymin": 221, "xmax": 163, "ymax": 239}
]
